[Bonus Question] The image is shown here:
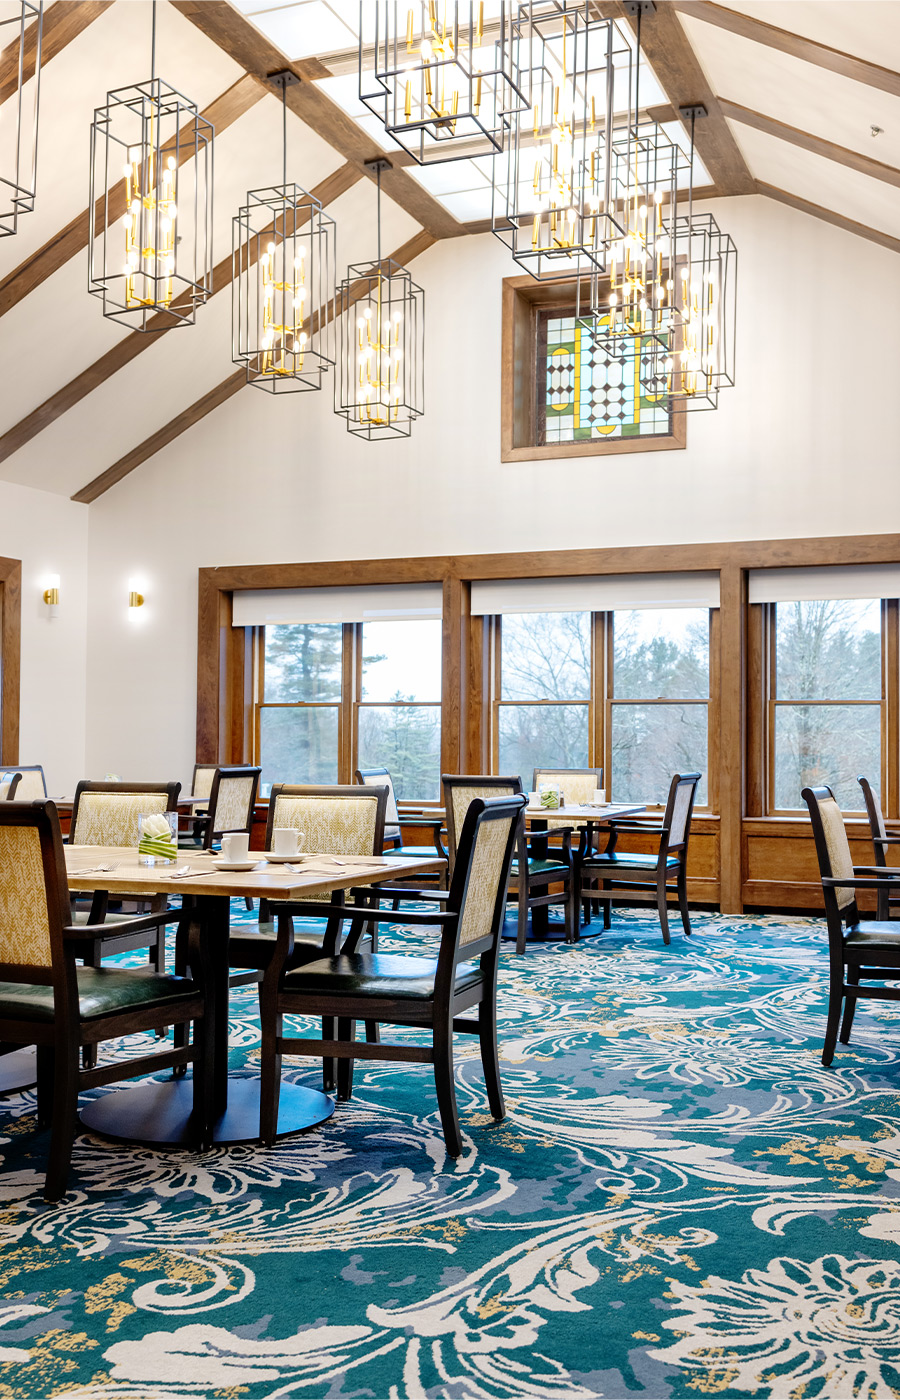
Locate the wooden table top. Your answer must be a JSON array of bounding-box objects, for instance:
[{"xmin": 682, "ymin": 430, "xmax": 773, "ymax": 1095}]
[
  {"xmin": 64, "ymin": 847, "xmax": 444, "ymax": 901},
  {"xmin": 524, "ymin": 802, "xmax": 647, "ymax": 823}
]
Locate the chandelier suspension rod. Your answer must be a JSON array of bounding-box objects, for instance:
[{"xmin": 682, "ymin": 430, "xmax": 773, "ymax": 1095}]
[
  {"xmin": 376, "ymin": 162, "xmax": 382, "ymax": 270},
  {"xmin": 282, "ymin": 77, "xmax": 287, "ymax": 189},
  {"xmin": 150, "ymin": 0, "xmax": 156, "ymax": 83}
]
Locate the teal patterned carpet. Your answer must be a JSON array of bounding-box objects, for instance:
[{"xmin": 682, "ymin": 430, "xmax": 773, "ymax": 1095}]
[{"xmin": 0, "ymin": 906, "xmax": 899, "ymax": 1400}]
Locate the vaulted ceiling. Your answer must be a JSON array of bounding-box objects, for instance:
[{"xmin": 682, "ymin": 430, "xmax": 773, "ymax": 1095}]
[{"xmin": 1, "ymin": 0, "xmax": 897, "ymax": 504}]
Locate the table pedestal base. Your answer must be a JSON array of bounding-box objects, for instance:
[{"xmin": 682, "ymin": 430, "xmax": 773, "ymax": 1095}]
[
  {"xmin": 80, "ymin": 1077, "xmax": 334, "ymax": 1147},
  {"xmin": 0, "ymin": 1049, "xmax": 37, "ymax": 1095}
]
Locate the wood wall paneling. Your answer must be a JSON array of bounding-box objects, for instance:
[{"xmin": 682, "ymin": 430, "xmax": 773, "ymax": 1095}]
[{"xmin": 0, "ymin": 557, "xmax": 21, "ymax": 766}]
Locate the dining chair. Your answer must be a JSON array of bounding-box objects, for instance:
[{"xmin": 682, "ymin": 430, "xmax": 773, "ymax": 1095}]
[
  {"xmin": 533, "ymin": 767, "xmax": 603, "ymax": 926},
  {"xmin": 576, "ymin": 772, "xmax": 701, "ymax": 944},
  {"xmin": 0, "ymin": 800, "xmax": 211, "ymax": 1201},
  {"xmin": 1, "ymin": 766, "xmax": 47, "ymax": 801},
  {"xmin": 803, "ymin": 784, "xmax": 900, "ymax": 1066},
  {"xmin": 258, "ymin": 792, "xmax": 526, "ymax": 1157},
  {"xmin": 443, "ymin": 774, "xmax": 577, "ymax": 952},
  {"xmin": 858, "ymin": 776, "xmax": 900, "ymax": 921},
  {"xmin": 0, "ymin": 773, "xmax": 22, "ymax": 800},
  {"xmin": 355, "ymin": 765, "xmax": 448, "ymax": 899},
  {"xmin": 177, "ymin": 765, "xmax": 261, "ymax": 851}
]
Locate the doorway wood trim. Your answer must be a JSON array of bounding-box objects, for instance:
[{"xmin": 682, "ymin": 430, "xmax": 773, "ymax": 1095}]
[{"xmin": 0, "ymin": 557, "xmax": 21, "ymax": 765}]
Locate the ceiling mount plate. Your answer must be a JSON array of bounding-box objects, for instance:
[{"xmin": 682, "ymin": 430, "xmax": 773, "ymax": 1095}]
[
  {"xmin": 268, "ymin": 69, "xmax": 301, "ymax": 89},
  {"xmin": 679, "ymin": 104, "xmax": 708, "ymax": 121},
  {"xmin": 622, "ymin": 2, "xmax": 656, "ymax": 15},
  {"xmin": 364, "ymin": 157, "xmax": 393, "ymax": 174}
]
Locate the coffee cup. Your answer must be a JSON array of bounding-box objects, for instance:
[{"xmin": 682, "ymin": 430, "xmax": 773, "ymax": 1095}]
[
  {"xmin": 221, "ymin": 832, "xmax": 250, "ymax": 862},
  {"xmin": 272, "ymin": 827, "xmax": 300, "ymax": 856},
  {"xmin": 528, "ymin": 790, "xmax": 539, "ymax": 806},
  {"xmin": 593, "ymin": 789, "xmax": 606, "ymax": 806}
]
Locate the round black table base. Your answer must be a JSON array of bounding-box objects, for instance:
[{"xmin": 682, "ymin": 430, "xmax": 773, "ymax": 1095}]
[
  {"xmin": 79, "ymin": 1077, "xmax": 334, "ymax": 1147},
  {"xmin": 0, "ymin": 1049, "xmax": 37, "ymax": 1095}
]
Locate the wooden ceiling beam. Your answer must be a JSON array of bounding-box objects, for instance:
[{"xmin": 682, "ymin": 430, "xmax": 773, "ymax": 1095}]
[
  {"xmin": 721, "ymin": 99, "xmax": 900, "ymax": 190},
  {"xmin": 0, "ymin": 161, "xmax": 361, "ymax": 468},
  {"xmin": 0, "ymin": 73, "xmax": 264, "ymax": 320},
  {"xmin": 0, "ymin": 0, "xmax": 113, "ymax": 106},
  {"xmin": 70, "ymin": 229, "xmax": 436, "ymax": 505},
  {"xmin": 614, "ymin": 1, "xmax": 755, "ymax": 195},
  {"xmin": 170, "ymin": 0, "xmax": 465, "ymax": 240},
  {"xmin": 672, "ymin": 2, "xmax": 900, "ymax": 100},
  {"xmin": 758, "ymin": 182, "xmax": 900, "ymax": 256}
]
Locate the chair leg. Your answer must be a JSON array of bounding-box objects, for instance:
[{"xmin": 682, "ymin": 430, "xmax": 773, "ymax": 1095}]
[
  {"xmin": 602, "ymin": 881, "xmax": 611, "ymax": 930},
  {"xmin": 336, "ymin": 1019, "xmax": 356, "ymax": 1102},
  {"xmin": 565, "ymin": 876, "xmax": 578, "ymax": 944},
  {"xmin": 172, "ymin": 924, "xmax": 188, "ymax": 1076},
  {"xmin": 364, "ymin": 1020, "xmax": 380, "ymax": 1044},
  {"xmin": 478, "ymin": 1000, "xmax": 505, "ymax": 1122},
  {"xmin": 259, "ymin": 1011, "xmax": 283, "ymax": 1147},
  {"xmin": 822, "ymin": 963, "xmax": 844, "ymax": 1067},
  {"xmin": 516, "ymin": 885, "xmax": 528, "ymax": 955},
  {"xmin": 677, "ymin": 868, "xmax": 692, "ymax": 936},
  {"xmin": 656, "ymin": 874, "xmax": 671, "ymax": 946},
  {"xmin": 840, "ymin": 966, "xmax": 859, "ymax": 1045},
  {"xmin": 44, "ymin": 1044, "xmax": 80, "ymax": 1203},
  {"xmin": 322, "ymin": 1017, "xmax": 336, "ymax": 1093},
  {"xmin": 244, "ymin": 897, "xmax": 254, "ymax": 914},
  {"xmin": 433, "ymin": 1019, "xmax": 462, "ymax": 1158},
  {"xmin": 36, "ymin": 1045, "xmax": 54, "ymax": 1130},
  {"xmin": 190, "ymin": 1014, "xmax": 214, "ymax": 1150}
]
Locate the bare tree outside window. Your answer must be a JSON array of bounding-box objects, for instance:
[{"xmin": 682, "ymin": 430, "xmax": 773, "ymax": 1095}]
[
  {"xmin": 611, "ymin": 609, "xmax": 710, "ymax": 804},
  {"xmin": 497, "ymin": 612, "xmax": 591, "ymax": 782},
  {"xmin": 358, "ymin": 619, "xmax": 442, "ymax": 801},
  {"xmin": 773, "ymin": 599, "xmax": 881, "ymax": 810},
  {"xmin": 258, "ymin": 623, "xmax": 343, "ymax": 792}
]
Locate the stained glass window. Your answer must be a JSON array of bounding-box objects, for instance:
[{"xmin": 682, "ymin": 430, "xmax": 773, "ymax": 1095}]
[{"xmin": 539, "ymin": 312, "xmax": 672, "ymax": 444}]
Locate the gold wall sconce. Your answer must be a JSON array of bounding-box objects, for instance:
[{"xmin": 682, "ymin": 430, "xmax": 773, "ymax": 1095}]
[{"xmin": 42, "ymin": 574, "xmax": 60, "ymax": 618}]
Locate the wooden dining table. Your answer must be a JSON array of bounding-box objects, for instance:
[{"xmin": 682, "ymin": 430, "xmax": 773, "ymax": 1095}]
[{"xmin": 66, "ymin": 846, "xmax": 444, "ymax": 1147}]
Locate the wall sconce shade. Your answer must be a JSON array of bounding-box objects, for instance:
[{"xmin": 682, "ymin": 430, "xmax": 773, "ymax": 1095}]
[{"xmin": 42, "ymin": 573, "xmax": 59, "ymax": 617}]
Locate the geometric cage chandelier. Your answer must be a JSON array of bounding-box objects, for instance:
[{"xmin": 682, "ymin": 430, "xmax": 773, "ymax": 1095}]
[
  {"xmin": 360, "ymin": 2, "xmax": 529, "ymax": 165},
  {"xmin": 0, "ymin": 1, "xmax": 43, "ymax": 237},
  {"xmin": 88, "ymin": 1, "xmax": 214, "ymax": 332},
  {"xmin": 335, "ymin": 159, "xmax": 425, "ymax": 441},
  {"xmin": 232, "ymin": 70, "xmax": 337, "ymax": 393}
]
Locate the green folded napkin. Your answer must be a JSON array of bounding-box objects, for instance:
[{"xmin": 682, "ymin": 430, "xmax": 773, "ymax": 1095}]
[{"xmin": 138, "ymin": 835, "xmax": 178, "ymax": 861}]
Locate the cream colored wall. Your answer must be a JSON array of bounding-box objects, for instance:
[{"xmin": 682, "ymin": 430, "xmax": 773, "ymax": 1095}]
[
  {"xmin": 83, "ymin": 195, "xmax": 900, "ymax": 783},
  {"xmin": 2, "ymin": 480, "xmax": 88, "ymax": 793}
]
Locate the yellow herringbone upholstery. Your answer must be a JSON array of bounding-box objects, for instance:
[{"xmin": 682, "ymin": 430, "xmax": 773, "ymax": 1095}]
[
  {"xmin": 458, "ymin": 815, "xmax": 514, "ymax": 947},
  {"xmin": 73, "ymin": 793, "xmax": 168, "ymax": 847},
  {"xmin": 0, "ymin": 827, "xmax": 52, "ymax": 967},
  {"xmin": 214, "ymin": 777, "xmax": 255, "ymax": 833}
]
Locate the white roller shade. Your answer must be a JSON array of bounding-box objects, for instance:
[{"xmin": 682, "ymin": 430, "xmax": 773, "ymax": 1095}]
[
  {"xmin": 233, "ymin": 583, "xmax": 443, "ymax": 627},
  {"xmin": 470, "ymin": 572, "xmax": 720, "ymax": 616},
  {"xmin": 749, "ymin": 565, "xmax": 900, "ymax": 605}
]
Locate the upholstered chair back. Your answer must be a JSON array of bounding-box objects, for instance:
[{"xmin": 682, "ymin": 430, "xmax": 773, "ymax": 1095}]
[
  {"xmin": 0, "ymin": 805, "xmax": 68, "ymax": 973},
  {"xmin": 533, "ymin": 769, "xmax": 603, "ymax": 806},
  {"xmin": 268, "ymin": 785, "xmax": 387, "ymax": 858},
  {"xmin": 663, "ymin": 772, "xmax": 701, "ymax": 850},
  {"xmin": 859, "ymin": 776, "xmax": 888, "ymax": 846},
  {"xmin": 192, "ymin": 765, "xmax": 218, "ymax": 802},
  {"xmin": 4, "ymin": 767, "xmax": 47, "ymax": 802},
  {"xmin": 210, "ymin": 768, "xmax": 260, "ymax": 837},
  {"xmin": 0, "ymin": 774, "xmax": 21, "ymax": 801},
  {"xmin": 73, "ymin": 793, "xmax": 166, "ymax": 847},
  {"xmin": 357, "ymin": 767, "xmax": 399, "ymax": 841},
  {"xmin": 456, "ymin": 806, "xmax": 521, "ymax": 949},
  {"xmin": 443, "ymin": 776, "xmax": 522, "ymax": 864},
  {"xmin": 808, "ymin": 788, "xmax": 856, "ymax": 913}
]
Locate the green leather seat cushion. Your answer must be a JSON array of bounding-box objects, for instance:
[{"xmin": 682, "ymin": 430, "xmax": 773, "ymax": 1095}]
[
  {"xmin": 388, "ymin": 846, "xmax": 446, "ymax": 860},
  {"xmin": 510, "ymin": 857, "xmax": 568, "ymax": 875},
  {"xmin": 584, "ymin": 852, "xmax": 680, "ymax": 870},
  {"xmin": 71, "ymin": 910, "xmax": 152, "ymax": 928},
  {"xmin": 845, "ymin": 924, "xmax": 900, "ymax": 949},
  {"xmin": 0, "ymin": 967, "xmax": 198, "ymax": 1023},
  {"xmin": 283, "ymin": 952, "xmax": 481, "ymax": 1002}
]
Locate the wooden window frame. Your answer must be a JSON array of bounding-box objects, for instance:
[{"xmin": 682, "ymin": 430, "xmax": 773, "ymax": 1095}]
[
  {"xmin": 762, "ymin": 598, "xmax": 897, "ymax": 818},
  {"xmin": 501, "ymin": 274, "xmax": 687, "ymax": 462}
]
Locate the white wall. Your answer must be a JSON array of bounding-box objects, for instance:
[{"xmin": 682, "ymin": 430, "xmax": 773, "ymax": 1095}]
[
  {"xmin": 1, "ymin": 479, "xmax": 88, "ymax": 793},
  {"xmin": 82, "ymin": 194, "xmax": 900, "ymax": 782}
]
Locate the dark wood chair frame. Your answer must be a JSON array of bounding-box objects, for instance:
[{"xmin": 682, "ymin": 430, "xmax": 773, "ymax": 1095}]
[
  {"xmin": 178, "ymin": 765, "xmax": 261, "ymax": 850},
  {"xmin": 443, "ymin": 774, "xmax": 577, "ymax": 953},
  {"xmin": 858, "ymin": 776, "xmax": 900, "ymax": 921},
  {"xmin": 355, "ymin": 765, "xmax": 448, "ymax": 905},
  {"xmin": 803, "ymin": 783, "xmax": 900, "ymax": 1066},
  {"xmin": 1, "ymin": 773, "xmax": 22, "ymax": 799},
  {"xmin": 258, "ymin": 793, "xmax": 526, "ymax": 1157},
  {"xmin": 68, "ymin": 780, "xmax": 182, "ymax": 973},
  {"xmin": 576, "ymin": 772, "xmax": 701, "ymax": 945},
  {"xmin": 0, "ymin": 801, "xmax": 212, "ymax": 1201},
  {"xmin": 3, "ymin": 765, "xmax": 47, "ymax": 799},
  {"xmin": 532, "ymin": 766, "xmax": 604, "ymax": 926}
]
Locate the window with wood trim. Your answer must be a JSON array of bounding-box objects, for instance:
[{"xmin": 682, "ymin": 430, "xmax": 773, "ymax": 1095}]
[
  {"xmin": 253, "ymin": 620, "xmax": 442, "ymax": 800},
  {"xmin": 501, "ymin": 275, "xmax": 686, "ymax": 462},
  {"xmin": 765, "ymin": 599, "xmax": 886, "ymax": 813},
  {"xmin": 489, "ymin": 606, "xmax": 716, "ymax": 808}
]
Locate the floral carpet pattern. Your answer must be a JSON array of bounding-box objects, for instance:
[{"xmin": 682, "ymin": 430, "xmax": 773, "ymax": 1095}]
[{"xmin": 0, "ymin": 907, "xmax": 898, "ymax": 1399}]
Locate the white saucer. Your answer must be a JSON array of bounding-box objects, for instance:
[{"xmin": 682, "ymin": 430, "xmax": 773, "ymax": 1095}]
[
  {"xmin": 264, "ymin": 851, "xmax": 304, "ymax": 864},
  {"xmin": 213, "ymin": 859, "xmax": 260, "ymax": 872}
]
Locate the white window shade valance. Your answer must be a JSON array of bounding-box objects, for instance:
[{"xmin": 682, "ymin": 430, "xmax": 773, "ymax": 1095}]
[
  {"xmin": 749, "ymin": 565, "xmax": 900, "ymax": 605},
  {"xmin": 232, "ymin": 583, "xmax": 443, "ymax": 627},
  {"xmin": 470, "ymin": 572, "xmax": 720, "ymax": 616}
]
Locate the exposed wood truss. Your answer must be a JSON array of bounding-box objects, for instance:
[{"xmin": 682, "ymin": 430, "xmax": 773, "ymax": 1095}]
[
  {"xmin": 672, "ymin": 1, "xmax": 900, "ymax": 100},
  {"xmin": 614, "ymin": 1, "xmax": 755, "ymax": 195},
  {"xmin": 170, "ymin": 0, "xmax": 465, "ymax": 240},
  {"xmin": 720, "ymin": 100, "xmax": 900, "ymax": 190},
  {"xmin": 0, "ymin": 161, "xmax": 361, "ymax": 468},
  {"xmin": 70, "ymin": 229, "xmax": 436, "ymax": 504},
  {"xmin": 0, "ymin": 74, "xmax": 264, "ymax": 320},
  {"xmin": 0, "ymin": 0, "xmax": 113, "ymax": 106}
]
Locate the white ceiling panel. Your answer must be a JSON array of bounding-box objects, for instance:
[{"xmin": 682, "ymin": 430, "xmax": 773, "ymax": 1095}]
[
  {"xmin": 731, "ymin": 121, "xmax": 900, "ymax": 240},
  {"xmin": 681, "ymin": 11, "xmax": 900, "ymax": 167},
  {"xmin": 715, "ymin": 2, "xmax": 900, "ymax": 73},
  {"xmin": 0, "ymin": 1, "xmax": 243, "ymax": 280}
]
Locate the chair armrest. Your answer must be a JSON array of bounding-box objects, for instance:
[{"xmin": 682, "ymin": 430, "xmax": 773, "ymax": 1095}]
[
  {"xmin": 606, "ymin": 821, "xmax": 667, "ymax": 834},
  {"xmin": 823, "ymin": 872, "xmax": 900, "ymax": 891},
  {"xmin": 266, "ymin": 899, "xmax": 457, "ymax": 927},
  {"xmin": 874, "ymin": 835, "xmax": 900, "ymax": 846},
  {"xmin": 365, "ymin": 886, "xmax": 450, "ymax": 901},
  {"xmin": 63, "ymin": 907, "xmax": 183, "ymax": 939},
  {"xmin": 852, "ymin": 865, "xmax": 900, "ymax": 877},
  {"xmin": 397, "ymin": 816, "xmax": 444, "ymax": 832},
  {"xmin": 526, "ymin": 826, "xmax": 576, "ymax": 841}
]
